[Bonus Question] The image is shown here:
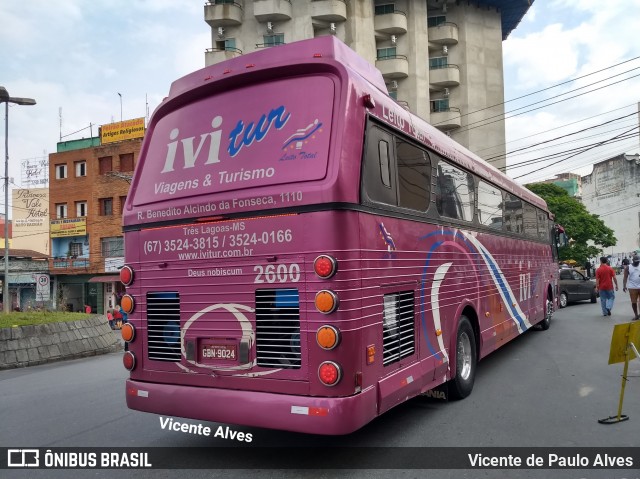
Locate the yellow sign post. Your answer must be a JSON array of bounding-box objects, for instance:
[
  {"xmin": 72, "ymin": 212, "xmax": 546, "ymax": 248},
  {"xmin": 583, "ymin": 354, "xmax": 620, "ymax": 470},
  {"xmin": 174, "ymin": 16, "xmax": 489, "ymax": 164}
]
[{"xmin": 598, "ymin": 321, "xmax": 640, "ymax": 424}]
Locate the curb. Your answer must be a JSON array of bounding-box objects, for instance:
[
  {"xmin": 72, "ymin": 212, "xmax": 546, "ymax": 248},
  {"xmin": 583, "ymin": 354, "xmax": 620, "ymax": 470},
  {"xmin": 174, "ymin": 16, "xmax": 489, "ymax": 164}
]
[{"xmin": 0, "ymin": 316, "xmax": 123, "ymax": 370}]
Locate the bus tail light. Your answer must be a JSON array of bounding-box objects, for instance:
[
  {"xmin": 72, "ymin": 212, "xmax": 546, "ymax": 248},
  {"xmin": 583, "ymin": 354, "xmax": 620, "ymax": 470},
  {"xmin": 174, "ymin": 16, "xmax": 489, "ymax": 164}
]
[
  {"xmin": 120, "ymin": 265, "xmax": 134, "ymax": 286},
  {"xmin": 123, "ymin": 351, "xmax": 136, "ymax": 371},
  {"xmin": 314, "ymin": 255, "xmax": 337, "ymax": 279},
  {"xmin": 121, "ymin": 294, "xmax": 135, "ymax": 314},
  {"xmin": 121, "ymin": 323, "xmax": 135, "ymax": 343},
  {"xmin": 318, "ymin": 361, "xmax": 342, "ymax": 386},
  {"xmin": 316, "ymin": 325, "xmax": 340, "ymax": 350},
  {"xmin": 315, "ymin": 290, "xmax": 338, "ymax": 314}
]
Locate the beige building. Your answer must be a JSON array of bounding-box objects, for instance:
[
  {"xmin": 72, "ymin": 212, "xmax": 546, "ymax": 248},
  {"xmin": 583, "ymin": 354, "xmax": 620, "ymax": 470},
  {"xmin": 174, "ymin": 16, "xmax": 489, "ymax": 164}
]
[{"xmin": 203, "ymin": 0, "xmax": 534, "ymax": 170}]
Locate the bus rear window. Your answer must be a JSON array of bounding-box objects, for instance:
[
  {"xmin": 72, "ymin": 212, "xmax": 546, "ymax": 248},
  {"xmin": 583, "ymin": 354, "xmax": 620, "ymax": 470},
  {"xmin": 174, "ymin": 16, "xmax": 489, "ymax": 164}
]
[{"xmin": 133, "ymin": 76, "xmax": 335, "ymax": 206}]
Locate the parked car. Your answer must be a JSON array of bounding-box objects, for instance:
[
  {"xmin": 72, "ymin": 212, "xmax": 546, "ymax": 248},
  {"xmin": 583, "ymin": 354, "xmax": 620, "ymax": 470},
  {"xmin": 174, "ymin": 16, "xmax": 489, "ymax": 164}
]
[{"xmin": 558, "ymin": 268, "xmax": 597, "ymax": 308}]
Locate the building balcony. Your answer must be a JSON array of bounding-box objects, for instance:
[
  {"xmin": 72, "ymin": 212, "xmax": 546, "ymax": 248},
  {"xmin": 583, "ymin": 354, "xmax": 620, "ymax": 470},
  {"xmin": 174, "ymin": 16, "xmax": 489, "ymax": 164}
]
[
  {"xmin": 428, "ymin": 22, "xmax": 459, "ymax": 45},
  {"xmin": 376, "ymin": 55, "xmax": 409, "ymax": 79},
  {"xmin": 374, "ymin": 10, "xmax": 408, "ymax": 35},
  {"xmin": 310, "ymin": 0, "xmax": 347, "ymax": 23},
  {"xmin": 50, "ymin": 257, "xmax": 91, "ymax": 270},
  {"xmin": 253, "ymin": 0, "xmax": 292, "ymax": 22},
  {"xmin": 205, "ymin": 47, "xmax": 243, "ymax": 65},
  {"xmin": 430, "ymin": 107, "xmax": 461, "ymax": 131},
  {"xmin": 204, "ymin": 1, "xmax": 243, "ymax": 28},
  {"xmin": 429, "ymin": 65, "xmax": 460, "ymax": 87}
]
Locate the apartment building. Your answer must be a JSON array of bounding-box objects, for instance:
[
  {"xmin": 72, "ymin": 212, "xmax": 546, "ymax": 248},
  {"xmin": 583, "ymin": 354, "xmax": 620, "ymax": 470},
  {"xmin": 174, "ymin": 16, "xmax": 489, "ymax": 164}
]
[
  {"xmin": 48, "ymin": 135, "xmax": 142, "ymax": 314},
  {"xmin": 203, "ymin": 0, "xmax": 534, "ymax": 170}
]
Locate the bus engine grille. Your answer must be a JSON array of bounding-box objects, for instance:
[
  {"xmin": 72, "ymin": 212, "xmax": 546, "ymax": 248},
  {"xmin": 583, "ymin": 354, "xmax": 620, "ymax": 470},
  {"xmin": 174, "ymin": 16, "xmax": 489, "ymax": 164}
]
[
  {"xmin": 382, "ymin": 291, "xmax": 415, "ymax": 365},
  {"xmin": 255, "ymin": 289, "xmax": 301, "ymax": 369},
  {"xmin": 146, "ymin": 292, "xmax": 181, "ymax": 362}
]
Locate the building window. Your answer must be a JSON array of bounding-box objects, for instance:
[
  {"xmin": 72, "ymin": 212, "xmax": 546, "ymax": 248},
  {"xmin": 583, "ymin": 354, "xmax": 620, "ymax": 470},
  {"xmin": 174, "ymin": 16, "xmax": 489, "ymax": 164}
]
[
  {"xmin": 56, "ymin": 203, "xmax": 67, "ymax": 219},
  {"xmin": 99, "ymin": 156, "xmax": 113, "ymax": 175},
  {"xmin": 75, "ymin": 201, "xmax": 87, "ymax": 217},
  {"xmin": 388, "ymin": 90, "xmax": 398, "ymax": 100},
  {"xmin": 429, "ymin": 56, "xmax": 448, "ymax": 69},
  {"xmin": 75, "ymin": 161, "xmax": 86, "ymax": 177},
  {"xmin": 119, "ymin": 153, "xmax": 134, "ymax": 172},
  {"xmin": 120, "ymin": 196, "xmax": 127, "ymax": 215},
  {"xmin": 431, "ymin": 98, "xmax": 449, "ymax": 112},
  {"xmin": 213, "ymin": 0, "xmax": 234, "ymax": 4},
  {"xmin": 375, "ymin": 4, "xmax": 395, "ymax": 15},
  {"xmin": 377, "ymin": 47, "xmax": 397, "ymax": 60},
  {"xmin": 68, "ymin": 242, "xmax": 83, "ymax": 257},
  {"xmin": 100, "ymin": 198, "xmax": 113, "ymax": 216},
  {"xmin": 55, "ymin": 164, "xmax": 67, "ymax": 179},
  {"xmin": 101, "ymin": 236, "xmax": 124, "ymax": 258},
  {"xmin": 263, "ymin": 34, "xmax": 285, "ymax": 46},
  {"xmin": 428, "ymin": 16, "xmax": 446, "ymax": 27}
]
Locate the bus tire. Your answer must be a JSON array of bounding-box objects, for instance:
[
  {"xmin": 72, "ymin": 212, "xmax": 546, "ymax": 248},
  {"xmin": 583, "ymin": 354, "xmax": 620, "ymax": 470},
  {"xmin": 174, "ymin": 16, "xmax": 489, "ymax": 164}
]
[
  {"xmin": 449, "ymin": 315, "xmax": 477, "ymax": 400},
  {"xmin": 539, "ymin": 294, "xmax": 552, "ymax": 331}
]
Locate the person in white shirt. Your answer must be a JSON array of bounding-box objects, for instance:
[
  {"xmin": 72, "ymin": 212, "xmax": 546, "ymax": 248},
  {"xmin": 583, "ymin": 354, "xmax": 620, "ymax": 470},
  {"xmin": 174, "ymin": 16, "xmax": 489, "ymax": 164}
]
[{"xmin": 622, "ymin": 254, "xmax": 640, "ymax": 320}]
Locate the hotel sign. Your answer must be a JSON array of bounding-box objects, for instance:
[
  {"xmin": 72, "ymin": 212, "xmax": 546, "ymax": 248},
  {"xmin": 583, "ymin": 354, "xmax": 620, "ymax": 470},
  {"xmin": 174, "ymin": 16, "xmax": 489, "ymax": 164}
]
[
  {"xmin": 50, "ymin": 218, "xmax": 87, "ymax": 238},
  {"xmin": 100, "ymin": 117, "xmax": 145, "ymax": 145}
]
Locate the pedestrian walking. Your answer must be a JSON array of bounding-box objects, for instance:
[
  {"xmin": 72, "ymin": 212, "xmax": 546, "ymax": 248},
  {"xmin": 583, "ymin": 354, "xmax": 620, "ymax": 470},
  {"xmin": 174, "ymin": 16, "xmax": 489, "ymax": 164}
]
[
  {"xmin": 595, "ymin": 256, "xmax": 618, "ymax": 317},
  {"xmin": 622, "ymin": 254, "xmax": 640, "ymax": 321},
  {"xmin": 584, "ymin": 260, "xmax": 592, "ymax": 278}
]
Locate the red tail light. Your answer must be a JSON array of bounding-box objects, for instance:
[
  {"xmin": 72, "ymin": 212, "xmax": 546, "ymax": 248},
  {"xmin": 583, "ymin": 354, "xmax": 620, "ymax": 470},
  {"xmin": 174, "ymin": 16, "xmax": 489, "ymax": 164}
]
[
  {"xmin": 120, "ymin": 265, "xmax": 134, "ymax": 286},
  {"xmin": 123, "ymin": 351, "xmax": 136, "ymax": 371},
  {"xmin": 121, "ymin": 294, "xmax": 135, "ymax": 314},
  {"xmin": 314, "ymin": 255, "xmax": 337, "ymax": 279},
  {"xmin": 121, "ymin": 323, "xmax": 135, "ymax": 343},
  {"xmin": 318, "ymin": 361, "xmax": 342, "ymax": 386}
]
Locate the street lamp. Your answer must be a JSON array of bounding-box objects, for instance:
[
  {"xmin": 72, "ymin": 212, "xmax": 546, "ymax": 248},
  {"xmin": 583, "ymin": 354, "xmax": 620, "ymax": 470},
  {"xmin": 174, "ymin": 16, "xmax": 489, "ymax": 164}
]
[{"xmin": 0, "ymin": 87, "xmax": 36, "ymax": 314}]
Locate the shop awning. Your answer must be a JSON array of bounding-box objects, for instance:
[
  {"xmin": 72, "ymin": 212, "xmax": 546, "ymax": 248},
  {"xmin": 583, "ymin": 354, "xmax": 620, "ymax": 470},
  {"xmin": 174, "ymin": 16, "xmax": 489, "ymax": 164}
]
[{"xmin": 88, "ymin": 275, "xmax": 120, "ymax": 283}]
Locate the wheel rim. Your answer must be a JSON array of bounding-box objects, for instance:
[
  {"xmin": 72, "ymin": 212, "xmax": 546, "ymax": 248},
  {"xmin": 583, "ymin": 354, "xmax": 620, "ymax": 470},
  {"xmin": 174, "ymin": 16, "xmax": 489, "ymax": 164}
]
[
  {"xmin": 560, "ymin": 293, "xmax": 567, "ymax": 307},
  {"xmin": 458, "ymin": 331, "xmax": 472, "ymax": 380}
]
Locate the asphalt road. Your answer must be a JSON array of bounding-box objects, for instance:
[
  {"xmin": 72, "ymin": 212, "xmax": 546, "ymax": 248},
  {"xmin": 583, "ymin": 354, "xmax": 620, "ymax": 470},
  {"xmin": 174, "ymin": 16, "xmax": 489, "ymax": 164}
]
[{"xmin": 1, "ymin": 286, "xmax": 639, "ymax": 479}]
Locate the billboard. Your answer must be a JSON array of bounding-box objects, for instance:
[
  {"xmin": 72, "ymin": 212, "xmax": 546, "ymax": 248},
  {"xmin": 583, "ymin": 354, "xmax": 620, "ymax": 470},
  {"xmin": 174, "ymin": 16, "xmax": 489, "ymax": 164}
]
[
  {"xmin": 13, "ymin": 188, "xmax": 50, "ymax": 254},
  {"xmin": 50, "ymin": 217, "xmax": 87, "ymax": 238},
  {"xmin": 100, "ymin": 117, "xmax": 145, "ymax": 145}
]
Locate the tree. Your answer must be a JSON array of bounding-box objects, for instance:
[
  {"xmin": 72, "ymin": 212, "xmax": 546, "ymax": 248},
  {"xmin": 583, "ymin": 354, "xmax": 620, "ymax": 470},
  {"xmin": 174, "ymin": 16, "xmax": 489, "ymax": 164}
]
[{"xmin": 526, "ymin": 183, "xmax": 616, "ymax": 264}]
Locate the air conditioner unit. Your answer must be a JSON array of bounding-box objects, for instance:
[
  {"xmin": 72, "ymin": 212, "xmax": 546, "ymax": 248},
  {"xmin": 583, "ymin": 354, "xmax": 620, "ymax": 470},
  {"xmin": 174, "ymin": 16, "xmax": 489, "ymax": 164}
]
[
  {"xmin": 390, "ymin": 80, "xmax": 398, "ymax": 90},
  {"xmin": 444, "ymin": 88, "xmax": 450, "ymax": 96},
  {"xmin": 267, "ymin": 22, "xmax": 274, "ymax": 33},
  {"xmin": 442, "ymin": 45, "xmax": 448, "ymax": 55},
  {"xmin": 391, "ymin": 35, "xmax": 397, "ymax": 44},
  {"xmin": 330, "ymin": 23, "xmax": 336, "ymax": 33},
  {"xmin": 217, "ymin": 27, "xmax": 225, "ymax": 37}
]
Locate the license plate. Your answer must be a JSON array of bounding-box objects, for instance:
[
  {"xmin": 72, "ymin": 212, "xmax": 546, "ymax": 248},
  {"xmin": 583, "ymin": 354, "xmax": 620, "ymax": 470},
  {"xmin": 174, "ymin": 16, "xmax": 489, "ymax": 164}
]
[{"xmin": 201, "ymin": 343, "xmax": 237, "ymax": 361}]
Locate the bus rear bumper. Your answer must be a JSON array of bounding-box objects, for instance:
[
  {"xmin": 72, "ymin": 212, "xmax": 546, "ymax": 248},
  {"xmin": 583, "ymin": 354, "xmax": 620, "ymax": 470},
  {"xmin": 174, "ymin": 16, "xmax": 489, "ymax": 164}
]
[{"xmin": 126, "ymin": 379, "xmax": 377, "ymax": 435}]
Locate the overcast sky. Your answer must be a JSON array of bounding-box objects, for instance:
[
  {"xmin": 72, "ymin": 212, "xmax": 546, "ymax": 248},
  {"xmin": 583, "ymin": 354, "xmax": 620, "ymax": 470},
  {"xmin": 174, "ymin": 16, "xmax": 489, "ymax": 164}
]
[{"xmin": 1, "ymin": 0, "xmax": 640, "ymax": 197}]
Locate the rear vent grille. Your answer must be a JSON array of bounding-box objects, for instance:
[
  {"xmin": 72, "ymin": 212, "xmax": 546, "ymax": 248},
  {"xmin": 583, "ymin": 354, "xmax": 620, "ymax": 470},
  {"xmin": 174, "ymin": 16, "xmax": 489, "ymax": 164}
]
[
  {"xmin": 255, "ymin": 289, "xmax": 301, "ymax": 369},
  {"xmin": 147, "ymin": 292, "xmax": 181, "ymax": 362},
  {"xmin": 382, "ymin": 291, "xmax": 415, "ymax": 366}
]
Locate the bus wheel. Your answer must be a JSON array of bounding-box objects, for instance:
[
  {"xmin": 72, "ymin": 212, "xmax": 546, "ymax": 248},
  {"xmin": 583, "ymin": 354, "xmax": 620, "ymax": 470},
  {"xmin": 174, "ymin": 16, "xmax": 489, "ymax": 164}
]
[
  {"xmin": 539, "ymin": 295, "xmax": 552, "ymax": 331},
  {"xmin": 449, "ymin": 315, "xmax": 477, "ymax": 400}
]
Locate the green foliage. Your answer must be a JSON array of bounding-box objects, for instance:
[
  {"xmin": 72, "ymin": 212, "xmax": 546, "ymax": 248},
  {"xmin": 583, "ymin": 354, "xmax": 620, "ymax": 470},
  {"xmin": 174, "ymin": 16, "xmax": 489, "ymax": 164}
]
[
  {"xmin": 526, "ymin": 183, "xmax": 616, "ymax": 264},
  {"xmin": 0, "ymin": 312, "xmax": 90, "ymax": 329}
]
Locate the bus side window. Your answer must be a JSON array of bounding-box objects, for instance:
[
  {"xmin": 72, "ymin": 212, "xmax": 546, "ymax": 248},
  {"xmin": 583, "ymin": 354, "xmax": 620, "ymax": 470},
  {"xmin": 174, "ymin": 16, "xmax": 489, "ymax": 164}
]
[
  {"xmin": 477, "ymin": 181, "xmax": 503, "ymax": 228},
  {"xmin": 504, "ymin": 193, "xmax": 523, "ymax": 234},
  {"xmin": 396, "ymin": 139, "xmax": 430, "ymax": 212},
  {"xmin": 362, "ymin": 125, "xmax": 396, "ymax": 207},
  {"xmin": 436, "ymin": 161, "xmax": 474, "ymax": 221}
]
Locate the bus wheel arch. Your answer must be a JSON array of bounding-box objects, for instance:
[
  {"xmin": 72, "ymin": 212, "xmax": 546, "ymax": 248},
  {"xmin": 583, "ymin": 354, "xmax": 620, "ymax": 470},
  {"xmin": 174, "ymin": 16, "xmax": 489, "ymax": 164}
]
[{"xmin": 448, "ymin": 308, "xmax": 478, "ymax": 400}]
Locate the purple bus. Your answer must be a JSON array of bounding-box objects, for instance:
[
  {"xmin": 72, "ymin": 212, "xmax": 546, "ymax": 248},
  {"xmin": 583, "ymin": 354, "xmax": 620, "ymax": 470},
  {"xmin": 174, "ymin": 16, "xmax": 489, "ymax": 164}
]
[{"xmin": 120, "ymin": 36, "xmax": 562, "ymax": 435}]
